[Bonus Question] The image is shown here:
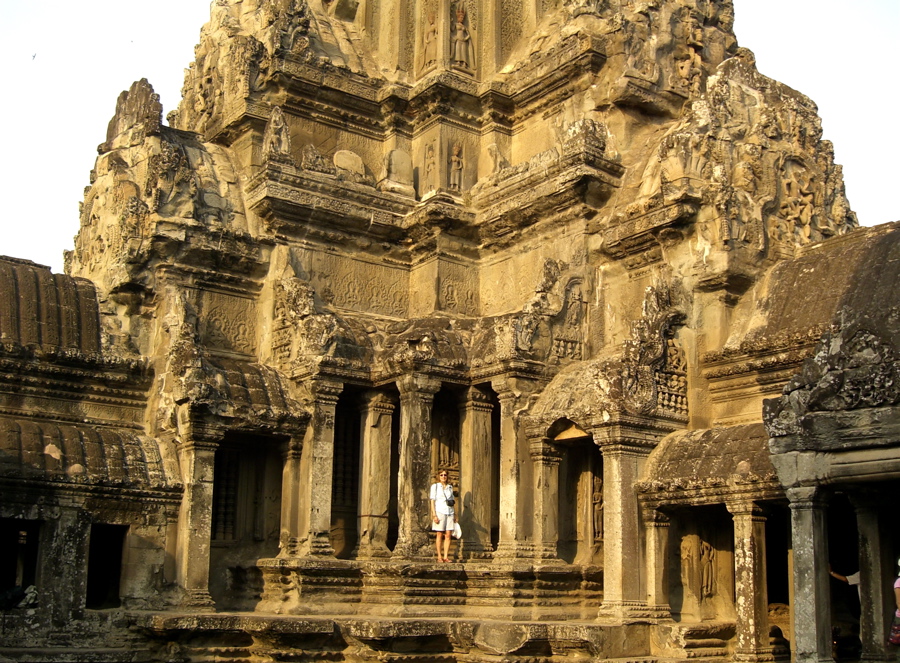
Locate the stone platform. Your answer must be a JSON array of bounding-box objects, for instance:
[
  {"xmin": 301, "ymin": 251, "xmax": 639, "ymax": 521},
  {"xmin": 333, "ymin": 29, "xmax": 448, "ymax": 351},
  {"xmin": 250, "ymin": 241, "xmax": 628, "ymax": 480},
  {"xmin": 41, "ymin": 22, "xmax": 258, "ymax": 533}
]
[
  {"xmin": 132, "ymin": 611, "xmax": 654, "ymax": 663},
  {"xmin": 255, "ymin": 558, "xmax": 604, "ymax": 621}
]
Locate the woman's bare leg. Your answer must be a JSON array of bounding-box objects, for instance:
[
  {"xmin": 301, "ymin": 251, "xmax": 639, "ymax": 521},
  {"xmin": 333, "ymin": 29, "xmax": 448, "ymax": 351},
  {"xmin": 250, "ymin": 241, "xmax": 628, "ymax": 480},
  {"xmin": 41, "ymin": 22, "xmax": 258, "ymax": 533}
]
[
  {"xmin": 435, "ymin": 531, "xmax": 443, "ymax": 561},
  {"xmin": 443, "ymin": 529, "xmax": 452, "ymax": 561}
]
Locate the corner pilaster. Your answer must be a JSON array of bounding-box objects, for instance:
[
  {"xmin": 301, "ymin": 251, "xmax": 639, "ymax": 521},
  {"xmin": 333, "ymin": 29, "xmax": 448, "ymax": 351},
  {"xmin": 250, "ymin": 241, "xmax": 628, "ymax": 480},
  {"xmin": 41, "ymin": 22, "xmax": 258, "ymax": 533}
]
[
  {"xmin": 459, "ymin": 385, "xmax": 495, "ymax": 558},
  {"xmin": 491, "ymin": 377, "xmax": 538, "ymax": 560},
  {"xmin": 595, "ymin": 439, "xmax": 651, "ymax": 619},
  {"xmin": 279, "ymin": 435, "xmax": 304, "ymax": 557},
  {"xmin": 296, "ymin": 379, "xmax": 343, "ymax": 557},
  {"xmin": 175, "ymin": 425, "xmax": 221, "ymax": 610},
  {"xmin": 528, "ymin": 434, "xmax": 563, "ymax": 561},
  {"xmin": 644, "ymin": 507, "xmax": 671, "ymax": 620},
  {"xmin": 357, "ymin": 390, "xmax": 397, "ymax": 559},
  {"xmin": 394, "ymin": 374, "xmax": 441, "ymax": 559},
  {"xmin": 850, "ymin": 494, "xmax": 890, "ymax": 662},
  {"xmin": 727, "ymin": 500, "xmax": 773, "ymax": 662},
  {"xmin": 786, "ymin": 486, "xmax": 832, "ymax": 663}
]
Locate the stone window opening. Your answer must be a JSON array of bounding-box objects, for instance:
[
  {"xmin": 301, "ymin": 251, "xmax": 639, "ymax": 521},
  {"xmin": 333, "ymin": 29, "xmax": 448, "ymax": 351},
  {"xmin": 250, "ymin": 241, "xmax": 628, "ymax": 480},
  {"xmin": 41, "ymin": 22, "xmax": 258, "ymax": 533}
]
[
  {"xmin": 386, "ymin": 392, "xmax": 401, "ymax": 552},
  {"xmin": 554, "ymin": 429, "xmax": 603, "ymax": 566},
  {"xmin": 85, "ymin": 523, "xmax": 128, "ymax": 610},
  {"xmin": 430, "ymin": 387, "xmax": 461, "ymax": 485},
  {"xmin": 429, "ymin": 387, "xmax": 462, "ymax": 558},
  {"xmin": 0, "ymin": 518, "xmax": 40, "ymax": 600},
  {"xmin": 489, "ymin": 389, "xmax": 501, "ymax": 551},
  {"xmin": 331, "ymin": 388, "xmax": 363, "ymax": 559},
  {"xmin": 212, "ymin": 440, "xmax": 281, "ymax": 544},
  {"xmin": 210, "ymin": 434, "xmax": 284, "ymax": 609}
]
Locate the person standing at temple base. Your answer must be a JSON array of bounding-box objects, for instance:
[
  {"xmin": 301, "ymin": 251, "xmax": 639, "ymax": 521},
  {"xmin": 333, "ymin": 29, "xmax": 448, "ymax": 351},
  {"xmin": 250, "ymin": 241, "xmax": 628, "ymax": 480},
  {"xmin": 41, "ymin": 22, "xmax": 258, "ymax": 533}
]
[{"xmin": 430, "ymin": 470, "xmax": 455, "ymax": 563}]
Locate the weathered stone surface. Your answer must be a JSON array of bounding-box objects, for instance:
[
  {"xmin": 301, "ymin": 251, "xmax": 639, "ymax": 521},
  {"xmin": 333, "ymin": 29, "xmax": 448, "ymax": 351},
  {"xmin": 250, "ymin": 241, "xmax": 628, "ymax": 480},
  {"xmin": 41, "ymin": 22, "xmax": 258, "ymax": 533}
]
[{"xmin": 1, "ymin": 0, "xmax": 896, "ymax": 661}]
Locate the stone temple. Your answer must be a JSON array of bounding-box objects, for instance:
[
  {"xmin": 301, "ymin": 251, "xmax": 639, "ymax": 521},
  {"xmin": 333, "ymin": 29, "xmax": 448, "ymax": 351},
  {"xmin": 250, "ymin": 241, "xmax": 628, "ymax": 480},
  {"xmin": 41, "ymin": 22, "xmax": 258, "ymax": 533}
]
[{"xmin": 1, "ymin": 0, "xmax": 898, "ymax": 661}]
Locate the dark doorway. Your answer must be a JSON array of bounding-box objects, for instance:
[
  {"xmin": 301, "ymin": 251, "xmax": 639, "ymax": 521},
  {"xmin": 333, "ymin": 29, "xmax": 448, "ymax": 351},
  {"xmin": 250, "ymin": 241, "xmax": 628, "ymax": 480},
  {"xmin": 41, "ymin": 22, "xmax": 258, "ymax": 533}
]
[
  {"xmin": 0, "ymin": 518, "xmax": 40, "ymax": 593},
  {"xmin": 557, "ymin": 436, "xmax": 603, "ymax": 565},
  {"xmin": 86, "ymin": 523, "xmax": 127, "ymax": 609},
  {"xmin": 765, "ymin": 505, "xmax": 791, "ymax": 605},
  {"xmin": 210, "ymin": 434, "xmax": 284, "ymax": 609},
  {"xmin": 387, "ymin": 391, "xmax": 401, "ymax": 551},
  {"xmin": 828, "ymin": 492, "xmax": 861, "ymax": 659},
  {"xmin": 331, "ymin": 388, "xmax": 362, "ymax": 558},
  {"xmin": 431, "ymin": 388, "xmax": 461, "ymax": 484},
  {"xmin": 490, "ymin": 387, "xmax": 501, "ymax": 551}
]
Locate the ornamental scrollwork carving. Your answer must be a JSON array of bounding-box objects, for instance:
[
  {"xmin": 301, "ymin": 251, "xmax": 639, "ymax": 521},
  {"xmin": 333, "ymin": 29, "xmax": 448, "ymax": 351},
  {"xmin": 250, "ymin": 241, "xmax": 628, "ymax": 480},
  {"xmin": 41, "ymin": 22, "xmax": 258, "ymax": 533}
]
[{"xmin": 621, "ymin": 283, "xmax": 686, "ymax": 416}]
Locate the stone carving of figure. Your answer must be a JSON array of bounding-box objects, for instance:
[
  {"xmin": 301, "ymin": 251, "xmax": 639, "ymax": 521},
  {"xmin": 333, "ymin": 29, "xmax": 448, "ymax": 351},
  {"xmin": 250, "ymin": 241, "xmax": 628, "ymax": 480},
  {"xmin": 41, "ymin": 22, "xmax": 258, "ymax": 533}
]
[
  {"xmin": 487, "ymin": 143, "xmax": 509, "ymax": 174},
  {"xmin": 513, "ymin": 307, "xmax": 541, "ymax": 352},
  {"xmin": 451, "ymin": 6, "xmax": 473, "ymax": 71},
  {"xmin": 726, "ymin": 158, "xmax": 766, "ymax": 250},
  {"xmin": 727, "ymin": 160, "xmax": 754, "ymax": 244},
  {"xmin": 680, "ymin": 535, "xmax": 698, "ymax": 597},
  {"xmin": 422, "ymin": 12, "xmax": 438, "ymax": 70},
  {"xmin": 262, "ymin": 106, "xmax": 292, "ymax": 159},
  {"xmin": 781, "ymin": 167, "xmax": 815, "ymax": 243},
  {"xmin": 625, "ymin": 9, "xmax": 656, "ymax": 80},
  {"xmin": 564, "ymin": 282, "xmax": 583, "ymax": 329},
  {"xmin": 424, "ymin": 142, "xmax": 437, "ymax": 192},
  {"xmin": 700, "ymin": 540, "xmax": 716, "ymax": 598},
  {"xmin": 449, "ymin": 142, "xmax": 464, "ymax": 191},
  {"xmin": 591, "ymin": 476, "xmax": 603, "ymax": 542}
]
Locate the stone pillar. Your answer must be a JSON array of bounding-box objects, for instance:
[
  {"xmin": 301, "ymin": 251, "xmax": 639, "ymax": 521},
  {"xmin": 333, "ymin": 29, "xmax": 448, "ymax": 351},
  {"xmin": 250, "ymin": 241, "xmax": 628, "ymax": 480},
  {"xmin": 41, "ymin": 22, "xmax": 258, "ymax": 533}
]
[
  {"xmin": 851, "ymin": 495, "xmax": 889, "ymax": 661},
  {"xmin": 296, "ymin": 379, "xmax": 342, "ymax": 556},
  {"xmin": 530, "ymin": 436, "xmax": 562, "ymax": 561},
  {"xmin": 394, "ymin": 374, "xmax": 441, "ymax": 558},
  {"xmin": 278, "ymin": 435, "xmax": 304, "ymax": 556},
  {"xmin": 491, "ymin": 377, "xmax": 536, "ymax": 560},
  {"xmin": 356, "ymin": 391, "xmax": 396, "ymax": 558},
  {"xmin": 459, "ymin": 385, "xmax": 494, "ymax": 558},
  {"xmin": 644, "ymin": 508, "xmax": 671, "ymax": 619},
  {"xmin": 787, "ymin": 486, "xmax": 832, "ymax": 663},
  {"xmin": 727, "ymin": 500, "xmax": 772, "ymax": 662},
  {"xmin": 42, "ymin": 504, "xmax": 89, "ymax": 627},
  {"xmin": 597, "ymin": 442, "xmax": 649, "ymax": 617},
  {"xmin": 175, "ymin": 431, "xmax": 219, "ymax": 609}
]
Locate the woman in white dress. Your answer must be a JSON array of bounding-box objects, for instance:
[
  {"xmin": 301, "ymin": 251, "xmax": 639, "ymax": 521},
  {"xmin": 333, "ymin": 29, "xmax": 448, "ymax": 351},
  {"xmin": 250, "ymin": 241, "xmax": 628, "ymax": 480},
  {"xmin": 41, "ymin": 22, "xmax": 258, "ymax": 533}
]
[{"xmin": 429, "ymin": 470, "xmax": 455, "ymax": 562}]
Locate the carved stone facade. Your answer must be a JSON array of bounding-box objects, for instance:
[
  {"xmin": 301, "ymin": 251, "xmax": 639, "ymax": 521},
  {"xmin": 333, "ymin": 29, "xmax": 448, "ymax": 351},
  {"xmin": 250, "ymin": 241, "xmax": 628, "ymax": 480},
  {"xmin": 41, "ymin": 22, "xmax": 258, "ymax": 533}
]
[{"xmin": 1, "ymin": 1, "xmax": 896, "ymax": 662}]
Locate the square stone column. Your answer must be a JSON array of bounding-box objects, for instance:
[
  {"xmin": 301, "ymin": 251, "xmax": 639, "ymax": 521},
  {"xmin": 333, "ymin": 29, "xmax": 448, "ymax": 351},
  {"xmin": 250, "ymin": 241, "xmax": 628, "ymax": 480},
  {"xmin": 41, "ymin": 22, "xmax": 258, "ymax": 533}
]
[
  {"xmin": 459, "ymin": 385, "xmax": 494, "ymax": 558},
  {"xmin": 491, "ymin": 377, "xmax": 538, "ymax": 560},
  {"xmin": 644, "ymin": 508, "xmax": 671, "ymax": 619},
  {"xmin": 174, "ymin": 430, "xmax": 219, "ymax": 610},
  {"xmin": 787, "ymin": 487, "xmax": 832, "ymax": 663},
  {"xmin": 851, "ymin": 496, "xmax": 890, "ymax": 662},
  {"xmin": 356, "ymin": 391, "xmax": 396, "ymax": 558},
  {"xmin": 296, "ymin": 379, "xmax": 342, "ymax": 556},
  {"xmin": 394, "ymin": 374, "xmax": 441, "ymax": 558},
  {"xmin": 529, "ymin": 435, "xmax": 563, "ymax": 561},
  {"xmin": 727, "ymin": 500, "xmax": 773, "ymax": 662},
  {"xmin": 41, "ymin": 504, "xmax": 89, "ymax": 626},
  {"xmin": 278, "ymin": 435, "xmax": 304, "ymax": 556},
  {"xmin": 596, "ymin": 441, "xmax": 650, "ymax": 618}
]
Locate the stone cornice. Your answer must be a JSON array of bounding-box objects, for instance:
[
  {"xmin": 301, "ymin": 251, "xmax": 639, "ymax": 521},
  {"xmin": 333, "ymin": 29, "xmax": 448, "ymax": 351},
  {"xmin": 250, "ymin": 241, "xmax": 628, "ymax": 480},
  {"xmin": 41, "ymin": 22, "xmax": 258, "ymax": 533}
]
[
  {"xmin": 0, "ymin": 345, "xmax": 149, "ymax": 384},
  {"xmin": 247, "ymin": 162, "xmax": 415, "ymax": 241},
  {"xmin": 637, "ymin": 478, "xmax": 784, "ymax": 509},
  {"xmin": 0, "ymin": 477, "xmax": 182, "ymax": 503}
]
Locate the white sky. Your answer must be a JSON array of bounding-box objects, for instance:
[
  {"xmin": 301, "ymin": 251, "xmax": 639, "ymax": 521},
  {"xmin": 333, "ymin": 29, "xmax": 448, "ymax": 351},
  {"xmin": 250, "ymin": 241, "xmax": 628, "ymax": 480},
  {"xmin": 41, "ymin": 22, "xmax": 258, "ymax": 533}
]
[{"xmin": 0, "ymin": 1, "xmax": 897, "ymax": 273}]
